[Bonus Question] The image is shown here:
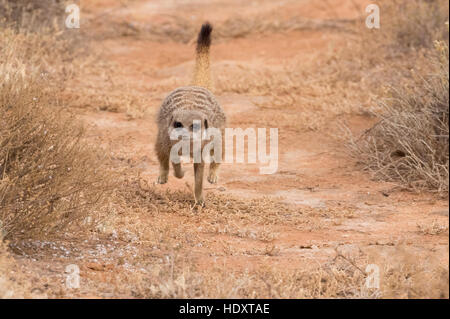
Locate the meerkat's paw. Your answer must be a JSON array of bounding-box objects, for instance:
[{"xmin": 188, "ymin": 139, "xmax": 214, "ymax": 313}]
[
  {"xmin": 207, "ymin": 172, "xmax": 218, "ymax": 184},
  {"xmin": 174, "ymin": 169, "xmax": 185, "ymax": 179},
  {"xmin": 195, "ymin": 198, "xmax": 205, "ymax": 207},
  {"xmin": 156, "ymin": 174, "xmax": 168, "ymax": 184}
]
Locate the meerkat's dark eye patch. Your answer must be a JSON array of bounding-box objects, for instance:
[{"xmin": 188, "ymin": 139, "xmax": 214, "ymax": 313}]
[
  {"xmin": 173, "ymin": 121, "xmax": 183, "ymax": 128},
  {"xmin": 204, "ymin": 119, "xmax": 208, "ymax": 129}
]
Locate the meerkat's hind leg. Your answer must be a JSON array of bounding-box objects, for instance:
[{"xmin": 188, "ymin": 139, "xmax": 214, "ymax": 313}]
[
  {"xmin": 172, "ymin": 162, "xmax": 185, "ymax": 179},
  {"xmin": 207, "ymin": 162, "xmax": 220, "ymax": 184},
  {"xmin": 207, "ymin": 138, "xmax": 223, "ymax": 184}
]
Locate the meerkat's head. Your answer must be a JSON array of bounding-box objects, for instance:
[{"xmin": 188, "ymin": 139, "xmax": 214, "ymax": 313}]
[
  {"xmin": 169, "ymin": 109, "xmax": 209, "ymax": 134},
  {"xmin": 168, "ymin": 109, "xmax": 210, "ymax": 150}
]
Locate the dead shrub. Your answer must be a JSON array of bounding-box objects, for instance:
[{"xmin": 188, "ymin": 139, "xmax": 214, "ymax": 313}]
[
  {"xmin": 349, "ymin": 41, "xmax": 449, "ymax": 193},
  {"xmin": 0, "ymin": 0, "xmax": 67, "ymax": 31},
  {"xmin": 345, "ymin": 0, "xmax": 449, "ymax": 193},
  {"xmin": 0, "ymin": 3, "xmax": 110, "ymax": 239},
  {"xmin": 378, "ymin": 0, "xmax": 449, "ymax": 52},
  {"xmin": 334, "ymin": 0, "xmax": 449, "ymax": 89},
  {"xmin": 0, "ymin": 82, "xmax": 108, "ymax": 239}
]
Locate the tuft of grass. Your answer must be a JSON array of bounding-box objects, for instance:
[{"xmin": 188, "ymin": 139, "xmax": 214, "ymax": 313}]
[
  {"xmin": 379, "ymin": 0, "xmax": 449, "ymax": 52},
  {"xmin": 0, "ymin": 0, "xmax": 65, "ymax": 31},
  {"xmin": 0, "ymin": 239, "xmax": 35, "ymax": 298},
  {"xmin": 417, "ymin": 219, "xmax": 449, "ymax": 235}
]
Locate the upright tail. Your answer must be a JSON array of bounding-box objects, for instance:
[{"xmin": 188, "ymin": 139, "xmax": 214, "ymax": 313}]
[{"xmin": 193, "ymin": 22, "xmax": 212, "ymax": 90}]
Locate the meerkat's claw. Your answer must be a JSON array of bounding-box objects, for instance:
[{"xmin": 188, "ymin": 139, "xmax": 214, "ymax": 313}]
[
  {"xmin": 207, "ymin": 172, "xmax": 218, "ymax": 184},
  {"xmin": 157, "ymin": 174, "xmax": 168, "ymax": 184},
  {"xmin": 195, "ymin": 199, "xmax": 205, "ymax": 207}
]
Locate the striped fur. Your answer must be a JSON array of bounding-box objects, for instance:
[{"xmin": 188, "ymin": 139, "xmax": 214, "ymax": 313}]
[{"xmin": 157, "ymin": 86, "xmax": 225, "ymax": 128}]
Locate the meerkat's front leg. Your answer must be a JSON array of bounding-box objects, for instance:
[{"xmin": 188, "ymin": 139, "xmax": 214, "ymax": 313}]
[
  {"xmin": 172, "ymin": 162, "xmax": 185, "ymax": 179},
  {"xmin": 157, "ymin": 156, "xmax": 169, "ymax": 184},
  {"xmin": 207, "ymin": 135, "xmax": 223, "ymax": 184},
  {"xmin": 194, "ymin": 162, "xmax": 205, "ymax": 205},
  {"xmin": 156, "ymin": 138, "xmax": 169, "ymax": 184},
  {"xmin": 207, "ymin": 162, "xmax": 219, "ymax": 184}
]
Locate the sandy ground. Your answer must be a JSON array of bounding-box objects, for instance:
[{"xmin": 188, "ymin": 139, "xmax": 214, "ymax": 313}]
[{"xmin": 7, "ymin": 0, "xmax": 448, "ymax": 298}]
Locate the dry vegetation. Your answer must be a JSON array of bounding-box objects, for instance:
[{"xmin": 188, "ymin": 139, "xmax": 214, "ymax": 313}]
[
  {"xmin": 0, "ymin": 0, "xmax": 116, "ymax": 297},
  {"xmin": 0, "ymin": 0, "xmax": 110, "ymax": 239},
  {"xmin": 347, "ymin": 0, "xmax": 449, "ymax": 194},
  {"xmin": 102, "ymin": 184, "xmax": 449, "ymax": 299},
  {"xmin": 0, "ymin": 241, "xmax": 29, "ymax": 298},
  {"xmin": 108, "ymin": 13, "xmax": 354, "ymax": 43},
  {"xmin": 76, "ymin": 246, "xmax": 447, "ymax": 299},
  {"xmin": 0, "ymin": 0, "xmax": 448, "ymax": 299}
]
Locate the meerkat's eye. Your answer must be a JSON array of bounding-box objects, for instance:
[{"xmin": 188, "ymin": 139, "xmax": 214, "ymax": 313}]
[
  {"xmin": 189, "ymin": 124, "xmax": 194, "ymax": 131},
  {"xmin": 173, "ymin": 121, "xmax": 183, "ymax": 128},
  {"xmin": 204, "ymin": 119, "xmax": 208, "ymax": 129}
]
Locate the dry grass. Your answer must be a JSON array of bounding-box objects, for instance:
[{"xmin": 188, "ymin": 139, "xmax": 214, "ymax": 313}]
[
  {"xmin": 0, "ymin": 241, "xmax": 28, "ymax": 298},
  {"xmin": 373, "ymin": 0, "xmax": 449, "ymax": 52},
  {"xmin": 122, "ymin": 263, "xmax": 373, "ymax": 298},
  {"xmin": 347, "ymin": 0, "xmax": 449, "ymax": 193},
  {"xmin": 0, "ymin": 0, "xmax": 65, "ymax": 31},
  {"xmin": 0, "ymin": 2, "xmax": 111, "ymax": 239},
  {"xmin": 0, "ymin": 79, "xmax": 109, "ymax": 239},
  {"xmin": 64, "ymin": 180, "xmax": 446, "ymax": 299},
  {"xmin": 417, "ymin": 219, "xmax": 449, "ymax": 235},
  {"xmin": 214, "ymin": 53, "xmax": 370, "ymax": 131},
  {"xmin": 86, "ymin": 8, "xmax": 354, "ymax": 43},
  {"xmin": 367, "ymin": 246, "xmax": 449, "ymax": 299},
  {"xmin": 11, "ymin": 231, "xmax": 445, "ymax": 299},
  {"xmin": 0, "ymin": 239, "xmax": 49, "ymax": 298}
]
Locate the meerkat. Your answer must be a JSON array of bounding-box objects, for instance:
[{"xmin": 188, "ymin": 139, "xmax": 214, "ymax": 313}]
[{"xmin": 155, "ymin": 22, "xmax": 226, "ymax": 205}]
